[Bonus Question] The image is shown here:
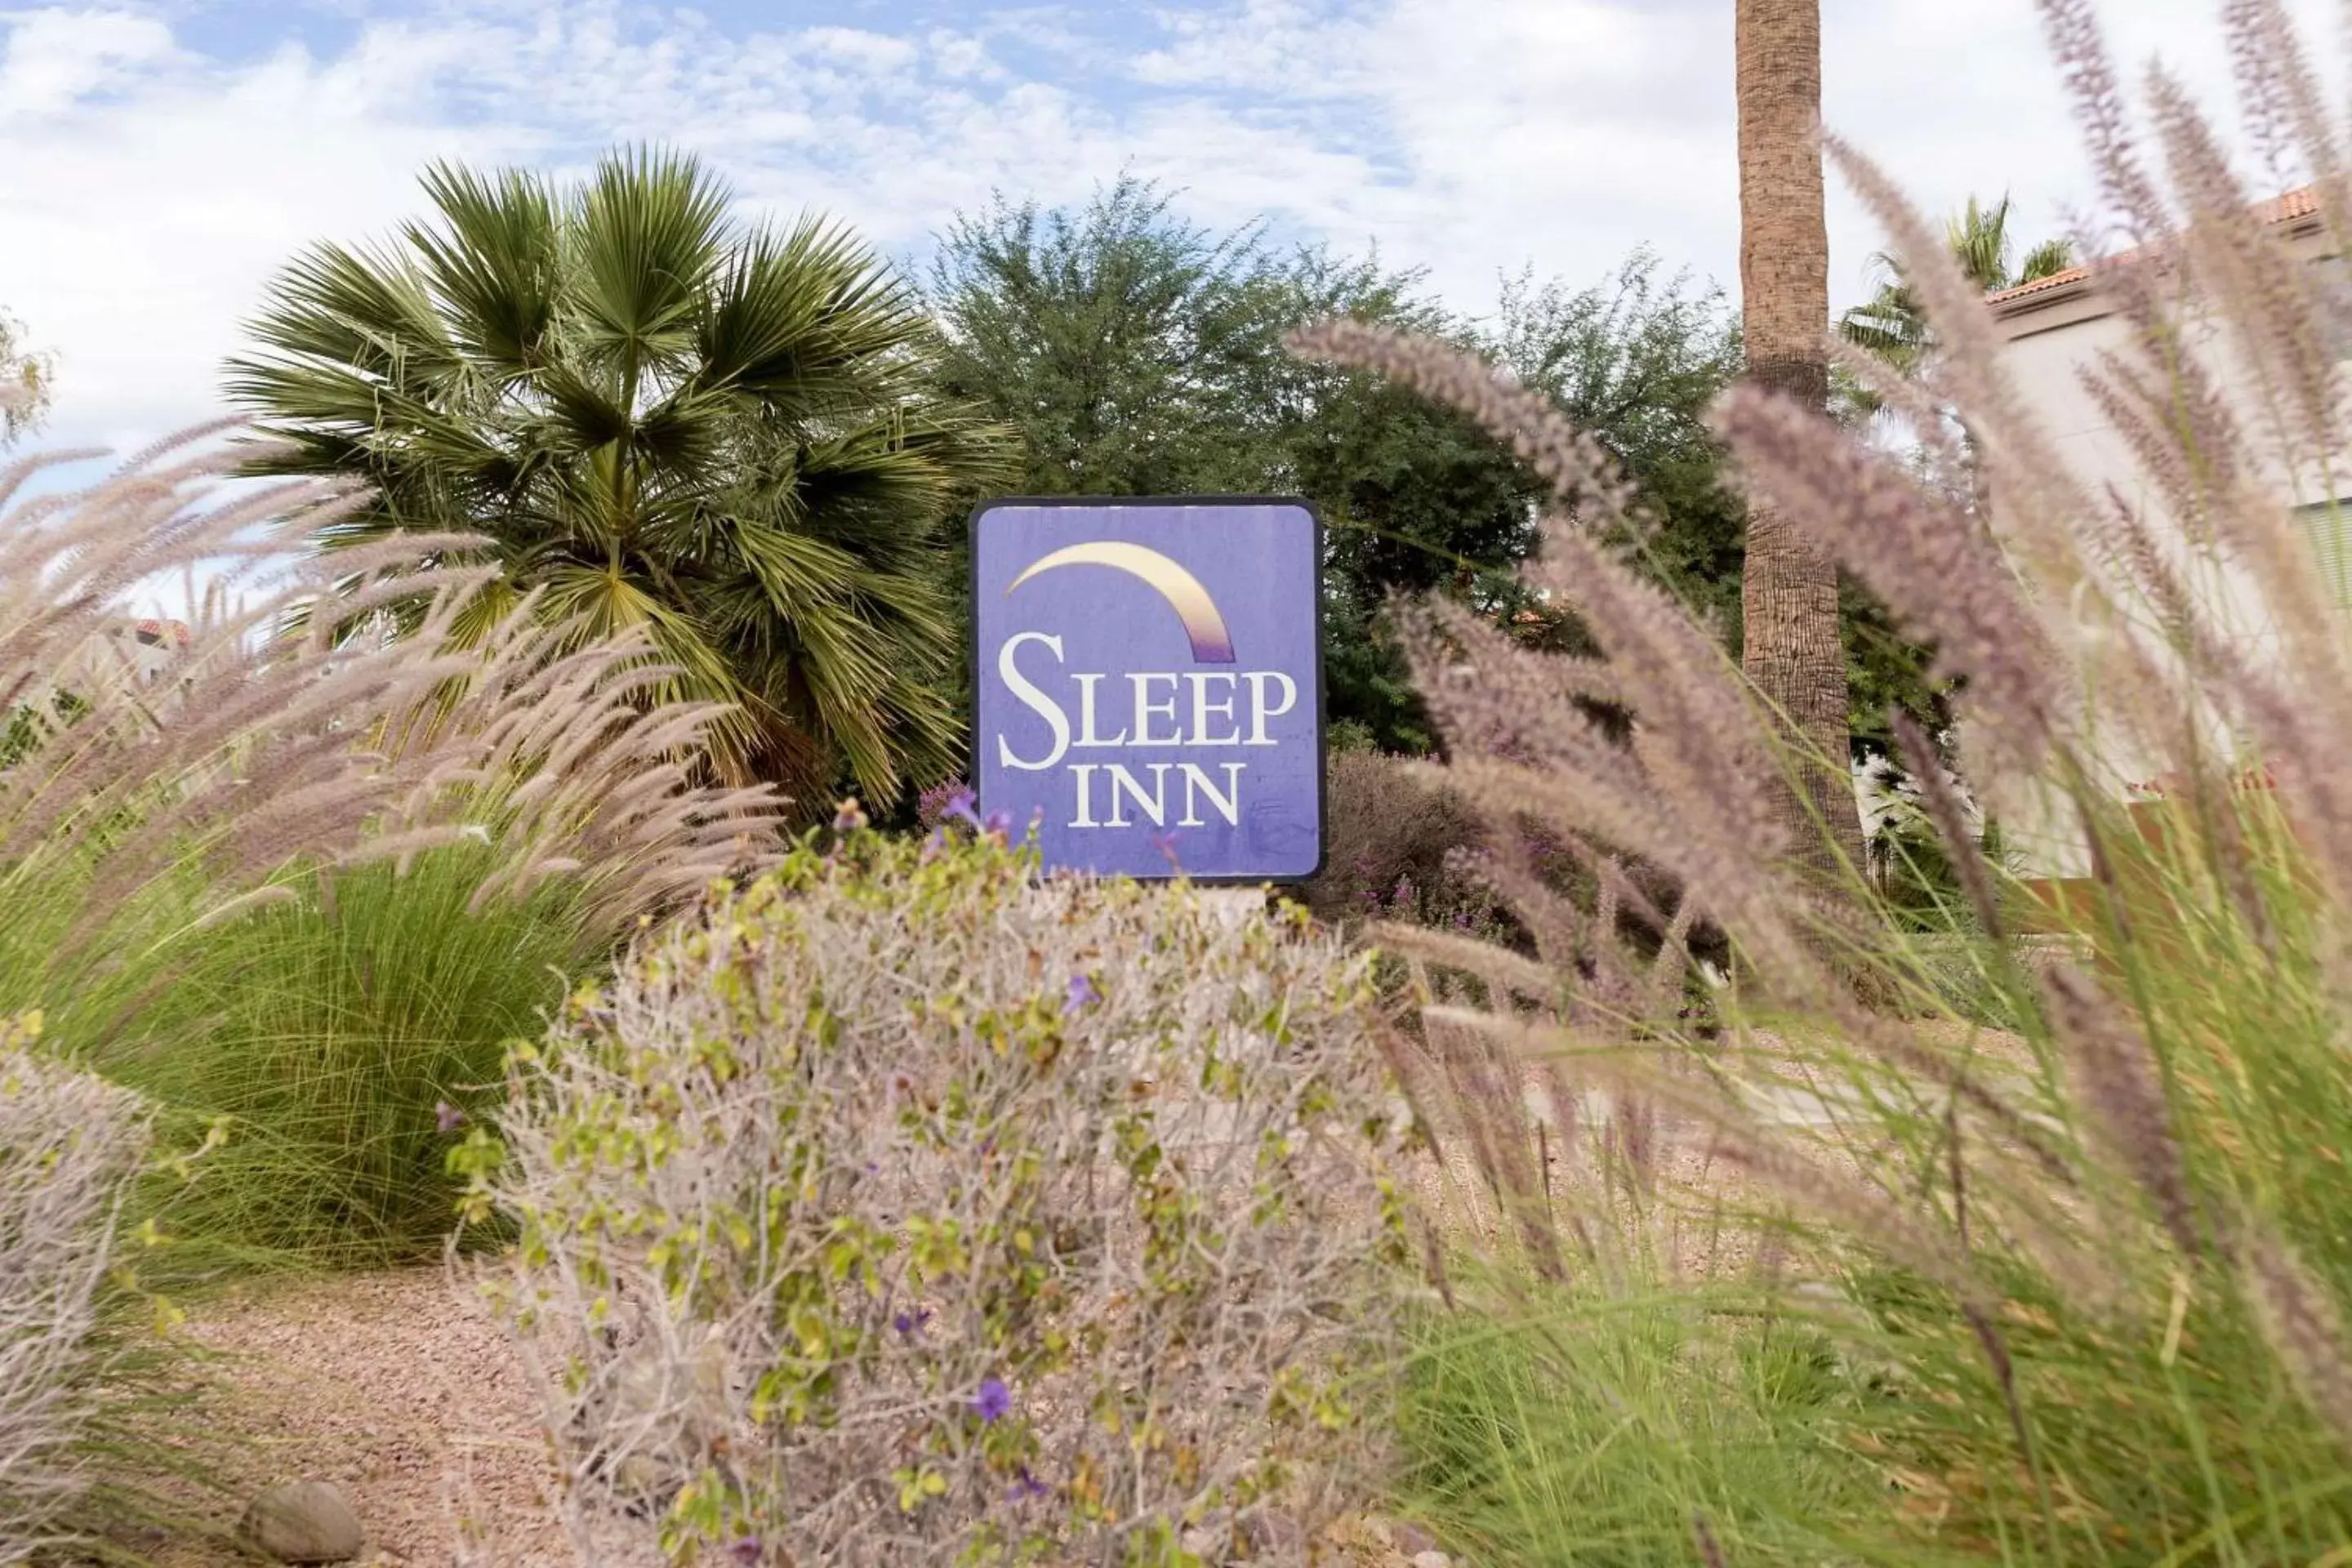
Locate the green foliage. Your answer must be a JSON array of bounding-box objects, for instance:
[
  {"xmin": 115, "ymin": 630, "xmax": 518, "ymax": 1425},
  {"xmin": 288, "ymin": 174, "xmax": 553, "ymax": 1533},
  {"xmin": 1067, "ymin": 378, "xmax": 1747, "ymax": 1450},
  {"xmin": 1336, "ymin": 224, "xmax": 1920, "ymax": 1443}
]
[
  {"xmin": 229, "ymin": 145, "xmax": 1009, "ymax": 806},
  {"xmin": 0, "ymin": 688, "xmax": 87, "ymax": 768},
  {"xmin": 81, "ymin": 847, "xmax": 592, "ymax": 1271},
  {"xmin": 1837, "ymin": 193, "xmax": 2074, "ymax": 389},
  {"xmin": 1394, "ymin": 1285, "xmax": 1883, "ymax": 1566},
  {"xmin": 475, "ymin": 824, "xmax": 1412, "ymax": 1564},
  {"xmin": 0, "ymin": 306, "xmax": 53, "ymax": 447},
  {"xmin": 1486, "ymin": 256, "xmax": 1747, "ymax": 640}
]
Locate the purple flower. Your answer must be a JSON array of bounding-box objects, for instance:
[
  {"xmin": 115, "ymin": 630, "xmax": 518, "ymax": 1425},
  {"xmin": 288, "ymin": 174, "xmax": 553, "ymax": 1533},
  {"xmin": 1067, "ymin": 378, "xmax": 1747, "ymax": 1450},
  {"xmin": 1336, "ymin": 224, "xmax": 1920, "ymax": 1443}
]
[
  {"xmin": 982, "ymin": 808, "xmax": 1014, "ymax": 840},
  {"xmin": 1065, "ymin": 973, "xmax": 1099, "ymax": 1013},
  {"xmin": 972, "ymin": 1377, "xmax": 1013, "ymax": 1423},
  {"xmin": 725, "ymin": 1538, "xmax": 763, "ymax": 1566},
  {"xmin": 942, "ymin": 789, "xmax": 985, "ymax": 832},
  {"xmin": 893, "ymin": 1307, "xmax": 931, "ymax": 1339},
  {"xmin": 920, "ymin": 826, "xmax": 948, "ymax": 862},
  {"xmin": 916, "ymin": 777, "xmax": 972, "ymax": 829},
  {"xmin": 831, "ymin": 798, "xmax": 869, "ymax": 833},
  {"xmin": 1009, "ymin": 1466, "xmax": 1049, "ymax": 1502},
  {"xmin": 434, "ymin": 1101, "xmax": 466, "ymax": 1134}
]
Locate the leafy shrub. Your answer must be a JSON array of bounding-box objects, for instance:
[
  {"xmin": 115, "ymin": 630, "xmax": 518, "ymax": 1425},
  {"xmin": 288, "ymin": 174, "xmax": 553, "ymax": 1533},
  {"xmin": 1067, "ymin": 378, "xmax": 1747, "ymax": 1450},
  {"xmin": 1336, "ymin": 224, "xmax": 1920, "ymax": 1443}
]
[
  {"xmin": 0, "ymin": 1013, "xmax": 151, "ymax": 1561},
  {"xmin": 1303, "ymin": 751, "xmax": 1499, "ymax": 935},
  {"xmin": 471, "ymin": 827, "xmax": 1414, "ymax": 1566}
]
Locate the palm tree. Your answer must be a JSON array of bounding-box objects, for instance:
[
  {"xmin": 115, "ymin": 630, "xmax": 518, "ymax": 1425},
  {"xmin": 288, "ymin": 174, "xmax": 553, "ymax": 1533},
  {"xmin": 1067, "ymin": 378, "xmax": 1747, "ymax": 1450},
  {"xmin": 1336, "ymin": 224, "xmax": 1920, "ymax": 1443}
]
[
  {"xmin": 228, "ymin": 147, "xmax": 1006, "ymax": 809},
  {"xmin": 1838, "ymin": 192, "xmax": 2074, "ymax": 384},
  {"xmin": 1735, "ymin": 0, "xmax": 1864, "ymax": 875}
]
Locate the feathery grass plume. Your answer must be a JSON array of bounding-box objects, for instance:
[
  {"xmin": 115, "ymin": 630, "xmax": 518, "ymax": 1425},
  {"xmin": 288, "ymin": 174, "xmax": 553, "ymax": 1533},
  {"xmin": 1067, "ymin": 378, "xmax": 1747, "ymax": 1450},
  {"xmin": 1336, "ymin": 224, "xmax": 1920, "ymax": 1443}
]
[
  {"xmin": 1390, "ymin": 555, "xmax": 1820, "ymax": 996},
  {"xmin": 2, "ymin": 427, "xmax": 790, "ymax": 1267},
  {"xmin": 0, "ymin": 426, "xmax": 786, "ymax": 959},
  {"xmin": 1323, "ymin": 7, "xmax": 2352, "ymax": 1551},
  {"xmin": 2242, "ymin": 1223, "xmax": 2352, "ymax": 1448},
  {"xmin": 1276, "ymin": 332, "xmax": 1806, "ymax": 956},
  {"xmin": 1714, "ymin": 383, "xmax": 2067, "ymax": 778},
  {"xmin": 1425, "ymin": 1008, "xmax": 1568, "ymax": 1281},
  {"xmin": 0, "ymin": 1015, "xmax": 153, "ymax": 1562},
  {"xmin": 2034, "ymin": 0, "xmax": 2175, "ymax": 253}
]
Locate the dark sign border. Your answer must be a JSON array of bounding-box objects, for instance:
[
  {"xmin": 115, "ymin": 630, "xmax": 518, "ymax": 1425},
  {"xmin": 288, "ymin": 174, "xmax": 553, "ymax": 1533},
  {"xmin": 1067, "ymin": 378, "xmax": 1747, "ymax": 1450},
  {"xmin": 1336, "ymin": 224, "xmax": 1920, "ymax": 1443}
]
[{"xmin": 965, "ymin": 494, "xmax": 1329, "ymax": 885}]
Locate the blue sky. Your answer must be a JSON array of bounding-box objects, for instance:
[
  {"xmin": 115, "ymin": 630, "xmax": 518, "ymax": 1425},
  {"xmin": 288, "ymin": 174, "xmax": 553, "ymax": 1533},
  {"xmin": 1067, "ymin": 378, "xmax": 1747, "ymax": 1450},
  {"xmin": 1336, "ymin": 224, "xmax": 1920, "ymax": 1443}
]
[{"xmin": 1, "ymin": 0, "xmax": 2341, "ymax": 470}]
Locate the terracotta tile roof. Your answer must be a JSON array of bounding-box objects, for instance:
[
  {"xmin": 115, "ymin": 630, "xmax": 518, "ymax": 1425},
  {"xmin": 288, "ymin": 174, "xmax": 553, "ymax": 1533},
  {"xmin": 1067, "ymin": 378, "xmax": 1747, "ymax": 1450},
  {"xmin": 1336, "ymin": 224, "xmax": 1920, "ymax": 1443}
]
[{"xmin": 1983, "ymin": 183, "xmax": 2321, "ymax": 306}]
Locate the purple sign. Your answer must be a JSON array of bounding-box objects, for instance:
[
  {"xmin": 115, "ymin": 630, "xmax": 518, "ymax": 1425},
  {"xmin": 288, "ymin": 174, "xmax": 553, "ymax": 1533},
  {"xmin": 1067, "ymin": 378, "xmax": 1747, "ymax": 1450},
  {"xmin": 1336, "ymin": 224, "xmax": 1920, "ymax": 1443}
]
[{"xmin": 971, "ymin": 498, "xmax": 1325, "ymax": 881}]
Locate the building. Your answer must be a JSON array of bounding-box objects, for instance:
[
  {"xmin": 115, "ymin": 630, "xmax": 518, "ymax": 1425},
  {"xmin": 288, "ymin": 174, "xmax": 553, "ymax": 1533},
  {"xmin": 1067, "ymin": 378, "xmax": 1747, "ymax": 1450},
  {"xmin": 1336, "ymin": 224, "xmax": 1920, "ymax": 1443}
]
[
  {"xmin": 9, "ymin": 617, "xmax": 194, "ymax": 747},
  {"xmin": 1983, "ymin": 185, "xmax": 2346, "ymax": 878}
]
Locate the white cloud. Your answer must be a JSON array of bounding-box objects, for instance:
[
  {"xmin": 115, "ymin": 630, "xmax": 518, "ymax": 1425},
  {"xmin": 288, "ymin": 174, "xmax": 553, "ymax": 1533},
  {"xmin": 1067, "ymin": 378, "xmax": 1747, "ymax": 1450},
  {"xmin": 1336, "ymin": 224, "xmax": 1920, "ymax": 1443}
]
[
  {"xmin": 0, "ymin": 7, "xmax": 176, "ymax": 118},
  {"xmin": 0, "ymin": 0, "xmax": 2343, "ymax": 462}
]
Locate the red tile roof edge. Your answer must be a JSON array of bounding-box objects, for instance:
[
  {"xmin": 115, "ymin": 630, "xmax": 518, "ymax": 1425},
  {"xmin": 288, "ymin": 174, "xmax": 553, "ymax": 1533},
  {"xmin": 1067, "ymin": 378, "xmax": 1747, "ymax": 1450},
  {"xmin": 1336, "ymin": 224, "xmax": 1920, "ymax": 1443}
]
[{"xmin": 1983, "ymin": 184, "xmax": 2321, "ymax": 306}]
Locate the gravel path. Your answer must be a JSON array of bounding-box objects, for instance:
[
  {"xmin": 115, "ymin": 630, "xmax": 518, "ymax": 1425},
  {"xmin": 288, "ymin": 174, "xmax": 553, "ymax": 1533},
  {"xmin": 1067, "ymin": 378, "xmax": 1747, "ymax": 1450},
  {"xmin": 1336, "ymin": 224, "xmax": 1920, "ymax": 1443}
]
[{"xmin": 152, "ymin": 1267, "xmax": 576, "ymax": 1566}]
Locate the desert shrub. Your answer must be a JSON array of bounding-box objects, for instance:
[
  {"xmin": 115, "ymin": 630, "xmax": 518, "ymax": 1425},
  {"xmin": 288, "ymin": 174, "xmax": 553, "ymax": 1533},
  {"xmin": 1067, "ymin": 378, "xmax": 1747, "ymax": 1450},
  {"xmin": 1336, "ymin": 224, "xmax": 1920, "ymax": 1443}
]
[
  {"xmin": 1303, "ymin": 751, "xmax": 1499, "ymax": 934},
  {"xmin": 470, "ymin": 826, "xmax": 1414, "ymax": 1566},
  {"xmin": 0, "ymin": 1013, "xmax": 152, "ymax": 1561}
]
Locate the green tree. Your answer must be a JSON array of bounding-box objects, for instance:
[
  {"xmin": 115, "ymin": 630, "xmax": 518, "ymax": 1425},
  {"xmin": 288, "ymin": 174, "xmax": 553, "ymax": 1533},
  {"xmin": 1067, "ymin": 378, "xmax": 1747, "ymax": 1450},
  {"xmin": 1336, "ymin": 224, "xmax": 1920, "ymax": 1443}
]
[
  {"xmin": 929, "ymin": 178, "xmax": 1298, "ymax": 497},
  {"xmin": 229, "ymin": 147, "xmax": 1005, "ymax": 808},
  {"xmin": 0, "ymin": 310, "xmax": 52, "ymax": 448},
  {"xmin": 932, "ymin": 182, "xmax": 1745, "ymax": 754},
  {"xmin": 1488, "ymin": 255, "xmax": 1748, "ymax": 640}
]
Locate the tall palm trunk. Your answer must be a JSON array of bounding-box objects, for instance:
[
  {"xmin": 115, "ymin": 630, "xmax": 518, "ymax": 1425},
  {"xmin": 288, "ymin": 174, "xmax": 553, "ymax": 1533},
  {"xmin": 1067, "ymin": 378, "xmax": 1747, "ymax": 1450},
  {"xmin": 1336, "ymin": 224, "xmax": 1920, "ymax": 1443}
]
[{"xmin": 1735, "ymin": 0, "xmax": 1864, "ymax": 877}]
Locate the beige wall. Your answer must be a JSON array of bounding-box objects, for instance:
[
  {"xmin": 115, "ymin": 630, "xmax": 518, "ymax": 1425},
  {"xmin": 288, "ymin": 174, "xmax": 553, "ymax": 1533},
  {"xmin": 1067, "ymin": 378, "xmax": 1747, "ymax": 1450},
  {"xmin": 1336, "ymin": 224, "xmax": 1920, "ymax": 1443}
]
[{"xmin": 1982, "ymin": 232, "xmax": 2344, "ymax": 876}]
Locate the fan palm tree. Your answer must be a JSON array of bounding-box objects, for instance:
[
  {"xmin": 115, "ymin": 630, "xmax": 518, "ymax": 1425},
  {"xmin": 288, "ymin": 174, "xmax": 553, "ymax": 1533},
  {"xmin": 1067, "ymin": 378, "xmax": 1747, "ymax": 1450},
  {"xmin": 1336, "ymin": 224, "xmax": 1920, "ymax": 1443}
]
[
  {"xmin": 1735, "ymin": 0, "xmax": 1864, "ymax": 875},
  {"xmin": 1838, "ymin": 192, "xmax": 2074, "ymax": 382},
  {"xmin": 228, "ymin": 147, "xmax": 1007, "ymax": 809}
]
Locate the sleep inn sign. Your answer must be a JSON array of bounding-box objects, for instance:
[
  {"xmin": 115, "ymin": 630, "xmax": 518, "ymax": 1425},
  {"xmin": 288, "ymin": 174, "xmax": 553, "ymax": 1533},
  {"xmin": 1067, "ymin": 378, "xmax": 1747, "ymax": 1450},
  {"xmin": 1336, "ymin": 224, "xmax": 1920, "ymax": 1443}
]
[{"xmin": 971, "ymin": 497, "xmax": 1325, "ymax": 881}]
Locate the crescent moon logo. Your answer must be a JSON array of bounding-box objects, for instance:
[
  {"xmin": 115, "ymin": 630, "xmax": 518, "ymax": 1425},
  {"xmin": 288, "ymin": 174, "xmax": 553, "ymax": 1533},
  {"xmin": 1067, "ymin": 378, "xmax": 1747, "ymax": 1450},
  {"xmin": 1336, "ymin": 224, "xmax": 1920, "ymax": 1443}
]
[{"xmin": 1005, "ymin": 541, "xmax": 1236, "ymax": 663}]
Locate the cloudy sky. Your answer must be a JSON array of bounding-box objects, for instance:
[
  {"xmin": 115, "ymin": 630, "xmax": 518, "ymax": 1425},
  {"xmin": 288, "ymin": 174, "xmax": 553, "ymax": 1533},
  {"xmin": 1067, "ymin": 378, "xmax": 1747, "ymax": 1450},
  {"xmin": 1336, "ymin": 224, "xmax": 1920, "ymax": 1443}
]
[{"xmin": 0, "ymin": 0, "xmax": 2341, "ymax": 459}]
